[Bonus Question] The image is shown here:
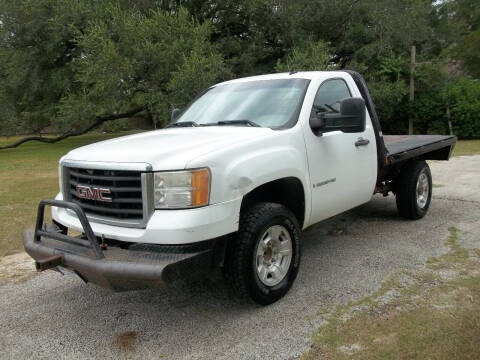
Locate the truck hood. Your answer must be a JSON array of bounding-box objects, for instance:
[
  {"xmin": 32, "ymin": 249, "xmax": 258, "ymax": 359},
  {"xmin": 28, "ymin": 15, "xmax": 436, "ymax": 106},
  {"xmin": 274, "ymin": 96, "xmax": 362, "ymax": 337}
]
[{"xmin": 63, "ymin": 127, "xmax": 273, "ymax": 170}]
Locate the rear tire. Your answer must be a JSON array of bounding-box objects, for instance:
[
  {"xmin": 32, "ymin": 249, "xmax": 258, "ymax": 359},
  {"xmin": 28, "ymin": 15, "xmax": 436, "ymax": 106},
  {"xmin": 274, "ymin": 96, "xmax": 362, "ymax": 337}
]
[
  {"xmin": 395, "ymin": 160, "xmax": 432, "ymax": 219},
  {"xmin": 225, "ymin": 202, "xmax": 301, "ymax": 305}
]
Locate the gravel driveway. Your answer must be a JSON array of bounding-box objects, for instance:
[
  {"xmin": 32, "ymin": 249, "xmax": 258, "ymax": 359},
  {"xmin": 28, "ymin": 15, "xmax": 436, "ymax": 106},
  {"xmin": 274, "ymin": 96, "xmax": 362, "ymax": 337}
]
[{"xmin": 1, "ymin": 155, "xmax": 479, "ymax": 360}]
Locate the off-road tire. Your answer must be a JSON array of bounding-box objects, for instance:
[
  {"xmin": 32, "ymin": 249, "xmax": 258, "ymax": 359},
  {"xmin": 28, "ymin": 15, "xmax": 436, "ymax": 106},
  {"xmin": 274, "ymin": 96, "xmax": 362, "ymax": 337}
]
[
  {"xmin": 225, "ymin": 202, "xmax": 301, "ymax": 305},
  {"xmin": 395, "ymin": 160, "xmax": 432, "ymax": 220}
]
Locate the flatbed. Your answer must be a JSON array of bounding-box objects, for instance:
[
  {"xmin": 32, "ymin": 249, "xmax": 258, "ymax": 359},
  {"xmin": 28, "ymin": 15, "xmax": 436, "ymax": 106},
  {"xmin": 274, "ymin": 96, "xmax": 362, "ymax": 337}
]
[{"xmin": 384, "ymin": 135, "xmax": 457, "ymax": 164}]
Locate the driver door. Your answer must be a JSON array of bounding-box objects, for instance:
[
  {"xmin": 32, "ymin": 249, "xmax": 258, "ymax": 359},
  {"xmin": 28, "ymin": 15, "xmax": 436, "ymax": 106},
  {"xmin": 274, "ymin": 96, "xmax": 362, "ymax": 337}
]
[{"xmin": 303, "ymin": 77, "xmax": 377, "ymax": 224}]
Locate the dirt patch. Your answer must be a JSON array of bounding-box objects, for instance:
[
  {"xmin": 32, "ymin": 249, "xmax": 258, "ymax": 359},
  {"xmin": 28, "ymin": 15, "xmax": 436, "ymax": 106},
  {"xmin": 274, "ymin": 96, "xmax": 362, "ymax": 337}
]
[
  {"xmin": 113, "ymin": 331, "xmax": 139, "ymax": 356},
  {"xmin": 0, "ymin": 252, "xmax": 36, "ymax": 286},
  {"xmin": 372, "ymin": 332, "xmax": 397, "ymax": 345}
]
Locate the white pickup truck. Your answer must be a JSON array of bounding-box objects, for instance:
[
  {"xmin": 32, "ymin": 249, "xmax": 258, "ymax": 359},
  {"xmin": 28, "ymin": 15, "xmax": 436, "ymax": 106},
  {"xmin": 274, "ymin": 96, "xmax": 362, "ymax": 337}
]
[{"xmin": 24, "ymin": 71, "xmax": 456, "ymax": 304}]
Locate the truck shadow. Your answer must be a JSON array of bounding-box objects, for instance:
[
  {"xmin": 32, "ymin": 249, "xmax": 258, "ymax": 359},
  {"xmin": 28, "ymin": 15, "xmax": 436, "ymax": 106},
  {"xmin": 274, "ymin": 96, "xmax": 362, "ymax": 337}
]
[
  {"xmin": 55, "ymin": 196, "xmax": 401, "ymax": 309},
  {"xmin": 38, "ymin": 196, "xmax": 402, "ymax": 310}
]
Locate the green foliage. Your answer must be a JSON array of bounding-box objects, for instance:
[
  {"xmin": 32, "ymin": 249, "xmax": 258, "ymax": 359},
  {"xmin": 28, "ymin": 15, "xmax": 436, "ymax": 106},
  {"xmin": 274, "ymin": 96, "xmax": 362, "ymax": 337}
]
[
  {"xmin": 436, "ymin": 0, "xmax": 480, "ymax": 78},
  {"xmin": 408, "ymin": 77, "xmax": 480, "ymax": 138},
  {"xmin": 0, "ymin": 0, "xmax": 479, "ymax": 138},
  {"xmin": 378, "ymin": 55, "xmax": 408, "ymax": 82},
  {"xmin": 59, "ymin": 5, "xmax": 230, "ymax": 129},
  {"xmin": 103, "ymin": 119, "xmax": 130, "ymax": 133},
  {"xmin": 456, "ymin": 29, "xmax": 480, "ymax": 78},
  {"xmin": 444, "ymin": 79, "xmax": 480, "ymax": 138},
  {"xmin": 369, "ymin": 80, "xmax": 408, "ymax": 134},
  {"xmin": 167, "ymin": 50, "xmax": 231, "ymax": 108},
  {"xmin": 0, "ymin": 0, "xmax": 96, "ymax": 134},
  {"xmin": 0, "ymin": 1, "xmax": 230, "ymax": 134},
  {"xmin": 275, "ymin": 41, "xmax": 334, "ymax": 72}
]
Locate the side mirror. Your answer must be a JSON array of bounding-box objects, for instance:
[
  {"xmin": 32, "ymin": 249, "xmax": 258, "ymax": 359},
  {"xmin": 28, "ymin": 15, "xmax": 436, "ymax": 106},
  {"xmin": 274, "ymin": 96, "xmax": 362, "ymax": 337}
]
[
  {"xmin": 309, "ymin": 111, "xmax": 324, "ymax": 134},
  {"xmin": 322, "ymin": 97, "xmax": 366, "ymax": 134},
  {"xmin": 310, "ymin": 98, "xmax": 366, "ymax": 135},
  {"xmin": 171, "ymin": 108, "xmax": 181, "ymax": 122}
]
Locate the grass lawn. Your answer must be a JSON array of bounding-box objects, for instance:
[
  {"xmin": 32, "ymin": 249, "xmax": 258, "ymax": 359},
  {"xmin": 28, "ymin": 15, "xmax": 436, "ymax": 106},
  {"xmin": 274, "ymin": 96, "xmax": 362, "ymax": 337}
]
[
  {"xmin": 0, "ymin": 132, "xmax": 138, "ymax": 257},
  {"xmin": 0, "ymin": 136, "xmax": 478, "ymax": 257},
  {"xmin": 452, "ymin": 139, "xmax": 480, "ymax": 156}
]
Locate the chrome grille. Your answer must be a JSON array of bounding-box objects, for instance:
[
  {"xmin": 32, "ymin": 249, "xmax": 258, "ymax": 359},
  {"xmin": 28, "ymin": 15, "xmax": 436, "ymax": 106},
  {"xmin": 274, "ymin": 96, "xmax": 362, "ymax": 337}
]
[{"xmin": 65, "ymin": 167, "xmax": 144, "ymax": 221}]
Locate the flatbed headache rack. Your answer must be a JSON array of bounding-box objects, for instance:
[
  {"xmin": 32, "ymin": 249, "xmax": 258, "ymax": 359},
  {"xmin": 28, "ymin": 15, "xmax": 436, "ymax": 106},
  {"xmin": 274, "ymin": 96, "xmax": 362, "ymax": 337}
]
[{"xmin": 345, "ymin": 70, "xmax": 457, "ymax": 171}]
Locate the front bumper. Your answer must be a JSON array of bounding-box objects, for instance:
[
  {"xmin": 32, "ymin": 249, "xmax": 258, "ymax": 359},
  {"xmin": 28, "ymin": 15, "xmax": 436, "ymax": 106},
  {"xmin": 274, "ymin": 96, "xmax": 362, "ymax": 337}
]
[
  {"xmin": 52, "ymin": 193, "xmax": 241, "ymax": 245},
  {"xmin": 24, "ymin": 199, "xmax": 224, "ymax": 291}
]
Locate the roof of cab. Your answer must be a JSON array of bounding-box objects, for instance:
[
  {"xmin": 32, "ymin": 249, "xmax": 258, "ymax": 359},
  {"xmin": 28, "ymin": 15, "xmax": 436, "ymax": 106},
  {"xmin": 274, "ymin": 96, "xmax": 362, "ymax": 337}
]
[{"xmin": 214, "ymin": 71, "xmax": 350, "ymax": 86}]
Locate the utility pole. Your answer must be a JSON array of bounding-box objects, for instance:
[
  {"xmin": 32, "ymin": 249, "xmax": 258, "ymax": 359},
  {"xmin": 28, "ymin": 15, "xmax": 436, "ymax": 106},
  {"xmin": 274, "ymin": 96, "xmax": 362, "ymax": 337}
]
[
  {"xmin": 409, "ymin": 45, "xmax": 415, "ymax": 135},
  {"xmin": 408, "ymin": 46, "xmax": 431, "ymax": 135},
  {"xmin": 446, "ymin": 106, "xmax": 452, "ymax": 135}
]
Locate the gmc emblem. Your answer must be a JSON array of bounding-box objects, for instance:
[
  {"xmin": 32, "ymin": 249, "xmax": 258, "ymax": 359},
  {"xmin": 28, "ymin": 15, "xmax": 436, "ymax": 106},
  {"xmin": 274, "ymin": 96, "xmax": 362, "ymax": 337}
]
[{"xmin": 76, "ymin": 185, "xmax": 112, "ymax": 202}]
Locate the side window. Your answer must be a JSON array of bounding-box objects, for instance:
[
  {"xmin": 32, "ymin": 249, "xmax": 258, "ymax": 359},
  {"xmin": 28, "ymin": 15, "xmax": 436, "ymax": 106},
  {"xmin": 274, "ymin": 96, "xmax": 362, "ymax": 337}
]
[{"xmin": 312, "ymin": 79, "xmax": 351, "ymax": 115}]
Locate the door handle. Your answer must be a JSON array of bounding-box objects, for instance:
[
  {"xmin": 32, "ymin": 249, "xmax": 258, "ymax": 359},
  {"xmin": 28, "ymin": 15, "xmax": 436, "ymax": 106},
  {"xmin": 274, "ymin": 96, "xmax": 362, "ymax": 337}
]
[{"xmin": 355, "ymin": 138, "xmax": 370, "ymax": 147}]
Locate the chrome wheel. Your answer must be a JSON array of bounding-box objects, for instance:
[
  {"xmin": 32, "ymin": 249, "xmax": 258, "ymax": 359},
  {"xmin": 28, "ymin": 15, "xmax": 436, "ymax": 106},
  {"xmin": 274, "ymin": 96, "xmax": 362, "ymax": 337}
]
[
  {"xmin": 255, "ymin": 225, "xmax": 293, "ymax": 287},
  {"xmin": 416, "ymin": 169, "xmax": 430, "ymax": 209}
]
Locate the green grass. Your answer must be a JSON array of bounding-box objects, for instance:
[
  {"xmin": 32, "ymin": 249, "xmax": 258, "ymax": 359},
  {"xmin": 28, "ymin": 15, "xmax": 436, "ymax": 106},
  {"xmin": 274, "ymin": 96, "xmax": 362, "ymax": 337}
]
[
  {"xmin": 0, "ymin": 132, "xmax": 138, "ymax": 257},
  {"xmin": 452, "ymin": 139, "xmax": 480, "ymax": 156}
]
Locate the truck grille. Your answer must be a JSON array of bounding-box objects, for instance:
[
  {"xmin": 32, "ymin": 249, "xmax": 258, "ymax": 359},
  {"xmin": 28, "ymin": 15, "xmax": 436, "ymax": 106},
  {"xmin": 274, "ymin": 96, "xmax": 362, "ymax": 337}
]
[{"xmin": 65, "ymin": 167, "xmax": 144, "ymax": 221}]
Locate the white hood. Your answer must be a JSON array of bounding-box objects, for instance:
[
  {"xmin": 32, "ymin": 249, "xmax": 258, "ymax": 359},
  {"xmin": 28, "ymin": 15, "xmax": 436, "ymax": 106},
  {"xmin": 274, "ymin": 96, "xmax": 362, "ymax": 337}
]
[{"xmin": 63, "ymin": 127, "xmax": 273, "ymax": 170}]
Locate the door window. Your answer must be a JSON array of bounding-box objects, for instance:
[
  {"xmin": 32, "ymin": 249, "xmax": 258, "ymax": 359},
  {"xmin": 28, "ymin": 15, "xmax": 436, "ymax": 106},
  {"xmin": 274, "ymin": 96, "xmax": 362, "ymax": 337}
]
[{"xmin": 312, "ymin": 79, "xmax": 351, "ymax": 115}]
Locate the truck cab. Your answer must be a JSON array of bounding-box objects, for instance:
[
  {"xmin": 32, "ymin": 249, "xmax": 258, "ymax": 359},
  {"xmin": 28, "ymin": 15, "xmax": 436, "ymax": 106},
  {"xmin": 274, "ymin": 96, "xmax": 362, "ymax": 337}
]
[{"xmin": 24, "ymin": 71, "xmax": 456, "ymax": 304}]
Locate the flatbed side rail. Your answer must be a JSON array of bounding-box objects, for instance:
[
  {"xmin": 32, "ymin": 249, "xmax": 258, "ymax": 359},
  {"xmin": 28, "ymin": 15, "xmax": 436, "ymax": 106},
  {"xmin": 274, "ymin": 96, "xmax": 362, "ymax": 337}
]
[
  {"xmin": 386, "ymin": 136, "xmax": 457, "ymax": 165},
  {"xmin": 34, "ymin": 199, "xmax": 104, "ymax": 259}
]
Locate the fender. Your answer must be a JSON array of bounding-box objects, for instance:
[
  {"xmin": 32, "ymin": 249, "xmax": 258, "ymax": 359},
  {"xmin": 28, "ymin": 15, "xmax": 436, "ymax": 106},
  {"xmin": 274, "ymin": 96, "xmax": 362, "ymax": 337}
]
[{"xmin": 186, "ymin": 127, "xmax": 313, "ymax": 228}]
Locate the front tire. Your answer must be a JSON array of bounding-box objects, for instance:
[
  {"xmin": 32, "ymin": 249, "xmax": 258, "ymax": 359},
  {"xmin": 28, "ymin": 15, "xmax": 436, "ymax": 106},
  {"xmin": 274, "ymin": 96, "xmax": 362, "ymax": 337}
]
[
  {"xmin": 395, "ymin": 160, "xmax": 432, "ymax": 219},
  {"xmin": 225, "ymin": 202, "xmax": 301, "ymax": 305}
]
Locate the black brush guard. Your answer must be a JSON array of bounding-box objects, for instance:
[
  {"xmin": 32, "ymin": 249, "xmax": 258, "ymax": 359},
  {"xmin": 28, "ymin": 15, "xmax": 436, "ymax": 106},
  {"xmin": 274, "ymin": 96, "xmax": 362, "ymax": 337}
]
[{"xmin": 23, "ymin": 199, "xmax": 222, "ymax": 291}]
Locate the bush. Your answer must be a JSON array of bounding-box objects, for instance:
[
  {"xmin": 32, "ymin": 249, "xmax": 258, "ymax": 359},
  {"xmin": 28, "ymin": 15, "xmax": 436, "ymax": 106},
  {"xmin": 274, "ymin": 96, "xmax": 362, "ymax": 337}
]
[
  {"xmin": 275, "ymin": 41, "xmax": 334, "ymax": 72},
  {"xmin": 103, "ymin": 119, "xmax": 130, "ymax": 133},
  {"xmin": 369, "ymin": 80, "xmax": 408, "ymax": 134},
  {"xmin": 444, "ymin": 78, "xmax": 480, "ymax": 139}
]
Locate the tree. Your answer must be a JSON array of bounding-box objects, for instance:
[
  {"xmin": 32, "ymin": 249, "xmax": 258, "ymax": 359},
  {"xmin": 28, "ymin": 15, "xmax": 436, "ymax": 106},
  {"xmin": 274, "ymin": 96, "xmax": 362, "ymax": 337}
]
[
  {"xmin": 0, "ymin": 0, "xmax": 98, "ymax": 135},
  {"xmin": 275, "ymin": 41, "xmax": 334, "ymax": 72},
  {"xmin": 1, "ymin": 0, "xmax": 479, "ymax": 146},
  {"xmin": 59, "ymin": 5, "xmax": 230, "ymax": 129},
  {"xmin": 440, "ymin": 78, "xmax": 480, "ymax": 138},
  {"xmin": 0, "ymin": 1, "xmax": 230, "ymax": 148},
  {"xmin": 434, "ymin": 0, "xmax": 480, "ymax": 78}
]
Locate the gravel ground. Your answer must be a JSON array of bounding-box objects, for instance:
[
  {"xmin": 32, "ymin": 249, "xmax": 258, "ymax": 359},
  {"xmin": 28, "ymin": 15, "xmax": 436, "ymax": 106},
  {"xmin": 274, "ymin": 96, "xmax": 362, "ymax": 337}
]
[{"xmin": 0, "ymin": 155, "xmax": 479, "ymax": 360}]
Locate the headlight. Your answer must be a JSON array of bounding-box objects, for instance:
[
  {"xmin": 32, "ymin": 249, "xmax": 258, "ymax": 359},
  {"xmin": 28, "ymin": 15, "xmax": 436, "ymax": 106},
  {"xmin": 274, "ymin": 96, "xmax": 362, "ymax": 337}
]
[{"xmin": 154, "ymin": 168, "xmax": 210, "ymax": 209}]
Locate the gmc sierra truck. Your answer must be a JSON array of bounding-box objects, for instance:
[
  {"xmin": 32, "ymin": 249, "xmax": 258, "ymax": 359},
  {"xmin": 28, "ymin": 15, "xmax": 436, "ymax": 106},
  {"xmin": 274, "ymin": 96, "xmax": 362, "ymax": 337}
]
[{"xmin": 24, "ymin": 71, "xmax": 457, "ymax": 304}]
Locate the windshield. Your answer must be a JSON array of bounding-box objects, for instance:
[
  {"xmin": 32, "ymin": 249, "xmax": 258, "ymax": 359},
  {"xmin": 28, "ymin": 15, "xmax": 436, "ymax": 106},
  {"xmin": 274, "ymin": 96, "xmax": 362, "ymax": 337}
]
[{"xmin": 173, "ymin": 79, "xmax": 310, "ymax": 128}]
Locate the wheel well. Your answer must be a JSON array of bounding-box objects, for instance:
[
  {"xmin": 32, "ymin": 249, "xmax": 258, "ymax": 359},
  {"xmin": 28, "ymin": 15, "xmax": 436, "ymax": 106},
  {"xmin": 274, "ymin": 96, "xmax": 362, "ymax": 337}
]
[{"xmin": 240, "ymin": 177, "xmax": 305, "ymax": 227}]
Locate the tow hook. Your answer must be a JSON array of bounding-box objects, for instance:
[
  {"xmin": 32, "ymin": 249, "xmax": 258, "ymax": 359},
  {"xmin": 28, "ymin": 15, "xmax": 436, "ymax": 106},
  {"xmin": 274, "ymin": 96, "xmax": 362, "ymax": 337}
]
[
  {"xmin": 35, "ymin": 254, "xmax": 63, "ymax": 272},
  {"xmin": 100, "ymin": 234, "xmax": 108, "ymax": 251}
]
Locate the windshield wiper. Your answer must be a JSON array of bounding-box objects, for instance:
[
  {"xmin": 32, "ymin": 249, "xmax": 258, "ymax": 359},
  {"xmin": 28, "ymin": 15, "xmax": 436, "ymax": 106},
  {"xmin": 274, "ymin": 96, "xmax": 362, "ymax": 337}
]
[
  {"xmin": 313, "ymin": 104, "xmax": 327, "ymax": 114},
  {"xmin": 215, "ymin": 120, "xmax": 260, "ymax": 127},
  {"xmin": 166, "ymin": 121, "xmax": 198, "ymax": 128},
  {"xmin": 168, "ymin": 119, "xmax": 260, "ymax": 128},
  {"xmin": 324, "ymin": 103, "xmax": 339, "ymax": 113}
]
